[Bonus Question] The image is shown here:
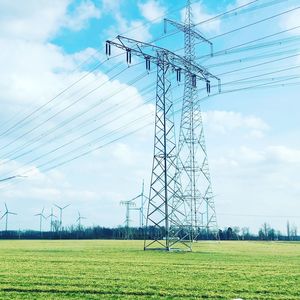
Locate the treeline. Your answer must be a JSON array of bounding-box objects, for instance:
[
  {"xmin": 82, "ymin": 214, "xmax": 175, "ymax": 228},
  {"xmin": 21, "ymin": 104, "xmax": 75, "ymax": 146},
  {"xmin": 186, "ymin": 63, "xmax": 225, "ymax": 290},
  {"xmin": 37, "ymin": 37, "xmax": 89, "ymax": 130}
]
[
  {"xmin": 218, "ymin": 222, "xmax": 299, "ymax": 241},
  {"xmin": 0, "ymin": 222, "xmax": 299, "ymax": 240}
]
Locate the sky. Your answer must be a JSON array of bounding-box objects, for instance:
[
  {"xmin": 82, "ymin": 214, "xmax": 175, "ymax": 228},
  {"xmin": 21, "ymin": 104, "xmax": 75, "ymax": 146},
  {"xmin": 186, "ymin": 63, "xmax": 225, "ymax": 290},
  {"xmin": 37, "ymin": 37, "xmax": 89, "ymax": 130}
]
[{"xmin": 0, "ymin": 0, "xmax": 299, "ymax": 234}]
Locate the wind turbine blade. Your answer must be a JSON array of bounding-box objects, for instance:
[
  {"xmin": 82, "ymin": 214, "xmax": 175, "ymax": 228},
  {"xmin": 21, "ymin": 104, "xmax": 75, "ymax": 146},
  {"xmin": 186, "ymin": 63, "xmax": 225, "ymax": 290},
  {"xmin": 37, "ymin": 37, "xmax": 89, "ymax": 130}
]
[
  {"xmin": 5, "ymin": 203, "xmax": 8, "ymax": 211},
  {"xmin": 63, "ymin": 204, "xmax": 71, "ymax": 210},
  {"xmin": 54, "ymin": 204, "xmax": 62, "ymax": 210}
]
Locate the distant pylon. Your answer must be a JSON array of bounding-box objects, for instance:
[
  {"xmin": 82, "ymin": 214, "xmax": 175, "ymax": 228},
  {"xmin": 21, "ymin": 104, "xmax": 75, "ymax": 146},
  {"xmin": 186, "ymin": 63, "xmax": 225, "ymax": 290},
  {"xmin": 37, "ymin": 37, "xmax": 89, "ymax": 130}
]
[
  {"xmin": 165, "ymin": 0, "xmax": 219, "ymax": 239},
  {"xmin": 120, "ymin": 199, "xmax": 136, "ymax": 239}
]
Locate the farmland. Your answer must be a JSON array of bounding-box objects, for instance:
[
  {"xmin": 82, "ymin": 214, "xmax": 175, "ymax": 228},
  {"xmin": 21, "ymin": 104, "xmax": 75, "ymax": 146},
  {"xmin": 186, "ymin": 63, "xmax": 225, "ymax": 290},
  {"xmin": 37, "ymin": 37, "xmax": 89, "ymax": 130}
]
[{"xmin": 0, "ymin": 240, "xmax": 299, "ymax": 299}]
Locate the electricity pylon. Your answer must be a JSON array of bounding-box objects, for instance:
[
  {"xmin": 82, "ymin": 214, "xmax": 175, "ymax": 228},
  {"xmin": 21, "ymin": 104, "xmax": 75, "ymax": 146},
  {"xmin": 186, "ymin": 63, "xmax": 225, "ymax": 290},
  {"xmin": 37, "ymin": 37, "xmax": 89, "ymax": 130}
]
[
  {"xmin": 107, "ymin": 21, "xmax": 219, "ymax": 250},
  {"xmin": 120, "ymin": 181, "xmax": 147, "ymax": 239},
  {"xmin": 165, "ymin": 1, "xmax": 219, "ymax": 240},
  {"xmin": 120, "ymin": 199, "xmax": 136, "ymax": 239}
]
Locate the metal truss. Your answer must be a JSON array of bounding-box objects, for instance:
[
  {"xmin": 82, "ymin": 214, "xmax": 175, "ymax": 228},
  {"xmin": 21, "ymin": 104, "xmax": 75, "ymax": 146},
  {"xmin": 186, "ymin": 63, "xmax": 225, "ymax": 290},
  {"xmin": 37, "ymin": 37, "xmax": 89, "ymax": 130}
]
[
  {"xmin": 165, "ymin": 0, "xmax": 219, "ymax": 240},
  {"xmin": 106, "ymin": 0, "xmax": 220, "ymax": 250}
]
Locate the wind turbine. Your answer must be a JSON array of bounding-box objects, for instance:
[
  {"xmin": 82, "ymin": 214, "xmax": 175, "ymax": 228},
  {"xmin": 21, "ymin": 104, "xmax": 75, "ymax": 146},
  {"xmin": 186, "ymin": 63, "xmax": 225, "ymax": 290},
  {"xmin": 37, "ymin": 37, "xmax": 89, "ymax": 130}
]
[
  {"xmin": 0, "ymin": 203, "xmax": 17, "ymax": 231},
  {"xmin": 76, "ymin": 211, "xmax": 86, "ymax": 230},
  {"xmin": 54, "ymin": 204, "xmax": 70, "ymax": 231},
  {"xmin": 47, "ymin": 208, "xmax": 57, "ymax": 232},
  {"xmin": 34, "ymin": 207, "xmax": 46, "ymax": 236}
]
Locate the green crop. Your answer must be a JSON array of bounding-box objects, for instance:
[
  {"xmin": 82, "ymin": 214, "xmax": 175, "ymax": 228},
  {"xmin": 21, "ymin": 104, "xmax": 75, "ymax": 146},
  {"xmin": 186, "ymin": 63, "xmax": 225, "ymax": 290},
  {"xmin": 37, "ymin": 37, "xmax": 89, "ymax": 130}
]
[{"xmin": 0, "ymin": 240, "xmax": 299, "ymax": 299}]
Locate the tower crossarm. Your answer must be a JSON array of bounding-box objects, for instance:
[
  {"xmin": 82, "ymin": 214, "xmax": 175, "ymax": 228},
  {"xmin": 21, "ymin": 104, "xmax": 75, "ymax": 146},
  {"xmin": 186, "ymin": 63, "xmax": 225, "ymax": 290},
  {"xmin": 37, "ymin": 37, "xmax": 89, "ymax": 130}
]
[
  {"xmin": 164, "ymin": 18, "xmax": 213, "ymax": 54},
  {"xmin": 106, "ymin": 35, "xmax": 220, "ymax": 86}
]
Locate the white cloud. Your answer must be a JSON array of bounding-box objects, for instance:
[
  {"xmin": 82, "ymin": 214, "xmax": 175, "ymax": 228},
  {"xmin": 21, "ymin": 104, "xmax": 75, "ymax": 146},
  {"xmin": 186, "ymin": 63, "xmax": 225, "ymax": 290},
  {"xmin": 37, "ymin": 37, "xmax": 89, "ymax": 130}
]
[
  {"xmin": 0, "ymin": 0, "xmax": 101, "ymax": 42},
  {"xmin": 64, "ymin": 0, "xmax": 101, "ymax": 31},
  {"xmin": 138, "ymin": 0, "xmax": 166, "ymax": 23},
  {"xmin": 203, "ymin": 110, "xmax": 269, "ymax": 137},
  {"xmin": 267, "ymin": 145, "xmax": 300, "ymax": 164}
]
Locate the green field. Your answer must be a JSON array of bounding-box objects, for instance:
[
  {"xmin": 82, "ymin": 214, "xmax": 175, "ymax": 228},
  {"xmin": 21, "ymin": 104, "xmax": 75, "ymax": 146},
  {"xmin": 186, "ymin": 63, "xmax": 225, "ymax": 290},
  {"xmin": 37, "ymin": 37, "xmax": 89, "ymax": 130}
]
[{"xmin": 0, "ymin": 240, "xmax": 299, "ymax": 299}]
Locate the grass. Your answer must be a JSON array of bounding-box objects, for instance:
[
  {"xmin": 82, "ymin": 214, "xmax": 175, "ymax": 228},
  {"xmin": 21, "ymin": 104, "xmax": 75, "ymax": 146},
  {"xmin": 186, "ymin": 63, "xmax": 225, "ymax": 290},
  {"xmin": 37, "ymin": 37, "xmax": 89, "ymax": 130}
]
[{"xmin": 0, "ymin": 240, "xmax": 299, "ymax": 299}]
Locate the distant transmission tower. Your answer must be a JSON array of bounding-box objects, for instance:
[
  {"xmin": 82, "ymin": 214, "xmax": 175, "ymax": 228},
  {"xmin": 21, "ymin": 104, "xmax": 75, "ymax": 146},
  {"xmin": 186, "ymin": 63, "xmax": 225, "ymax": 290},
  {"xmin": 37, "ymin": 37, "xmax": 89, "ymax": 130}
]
[
  {"xmin": 107, "ymin": 6, "xmax": 219, "ymax": 250},
  {"xmin": 120, "ymin": 199, "xmax": 136, "ymax": 239},
  {"xmin": 120, "ymin": 181, "xmax": 148, "ymax": 239},
  {"xmin": 165, "ymin": 0, "xmax": 219, "ymax": 240}
]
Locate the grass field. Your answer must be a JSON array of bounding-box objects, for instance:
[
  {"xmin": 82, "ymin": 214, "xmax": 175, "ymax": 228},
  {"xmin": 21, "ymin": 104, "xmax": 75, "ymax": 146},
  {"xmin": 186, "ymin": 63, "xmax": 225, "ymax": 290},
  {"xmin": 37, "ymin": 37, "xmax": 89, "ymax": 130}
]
[{"xmin": 0, "ymin": 240, "xmax": 299, "ymax": 299}]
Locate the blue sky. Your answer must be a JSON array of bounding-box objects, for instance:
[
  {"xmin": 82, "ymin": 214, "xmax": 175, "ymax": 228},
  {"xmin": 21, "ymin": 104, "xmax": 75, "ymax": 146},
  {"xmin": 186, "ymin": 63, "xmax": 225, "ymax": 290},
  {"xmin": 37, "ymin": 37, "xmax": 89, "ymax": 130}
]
[{"xmin": 0, "ymin": 0, "xmax": 299, "ymax": 234}]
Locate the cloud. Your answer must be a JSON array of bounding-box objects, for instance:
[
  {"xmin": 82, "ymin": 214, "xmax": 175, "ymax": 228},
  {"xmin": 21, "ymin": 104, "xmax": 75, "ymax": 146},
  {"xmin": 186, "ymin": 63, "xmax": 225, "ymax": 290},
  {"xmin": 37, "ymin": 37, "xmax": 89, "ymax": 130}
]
[
  {"xmin": 0, "ymin": 0, "xmax": 101, "ymax": 42},
  {"xmin": 64, "ymin": 0, "xmax": 101, "ymax": 31},
  {"xmin": 0, "ymin": 0, "xmax": 70, "ymax": 41},
  {"xmin": 267, "ymin": 146, "xmax": 300, "ymax": 164},
  {"xmin": 203, "ymin": 110, "xmax": 269, "ymax": 137},
  {"xmin": 138, "ymin": 0, "xmax": 166, "ymax": 23}
]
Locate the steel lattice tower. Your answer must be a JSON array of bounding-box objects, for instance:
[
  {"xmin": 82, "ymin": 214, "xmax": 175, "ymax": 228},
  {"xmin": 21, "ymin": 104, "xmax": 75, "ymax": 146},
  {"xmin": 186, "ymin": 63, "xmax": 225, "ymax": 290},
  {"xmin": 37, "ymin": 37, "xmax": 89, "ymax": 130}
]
[
  {"xmin": 165, "ymin": 1, "xmax": 219, "ymax": 239},
  {"xmin": 144, "ymin": 51, "xmax": 191, "ymax": 251},
  {"xmin": 107, "ymin": 3, "xmax": 220, "ymax": 249}
]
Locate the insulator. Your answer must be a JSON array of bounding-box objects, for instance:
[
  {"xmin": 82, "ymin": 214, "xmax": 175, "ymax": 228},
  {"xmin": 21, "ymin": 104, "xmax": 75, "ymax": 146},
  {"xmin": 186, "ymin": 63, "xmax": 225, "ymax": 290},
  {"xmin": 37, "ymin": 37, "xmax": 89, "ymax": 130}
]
[
  {"xmin": 176, "ymin": 68, "xmax": 182, "ymax": 82},
  {"xmin": 146, "ymin": 57, "xmax": 151, "ymax": 70},
  {"xmin": 192, "ymin": 74, "xmax": 197, "ymax": 87},
  {"xmin": 164, "ymin": 19, "xmax": 167, "ymax": 34},
  {"xmin": 206, "ymin": 81, "xmax": 211, "ymax": 94},
  {"xmin": 126, "ymin": 49, "xmax": 132, "ymax": 64},
  {"xmin": 106, "ymin": 41, "xmax": 111, "ymax": 56}
]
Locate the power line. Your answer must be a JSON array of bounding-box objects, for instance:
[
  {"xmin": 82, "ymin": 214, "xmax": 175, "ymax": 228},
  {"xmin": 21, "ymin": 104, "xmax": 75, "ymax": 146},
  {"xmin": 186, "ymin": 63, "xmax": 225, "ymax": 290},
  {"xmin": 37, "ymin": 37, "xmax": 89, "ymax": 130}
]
[
  {"xmin": 0, "ymin": 63, "xmax": 144, "ymax": 154},
  {"xmin": 0, "ymin": 81, "xmax": 183, "ymax": 180},
  {"xmin": 0, "ymin": 57, "xmax": 120, "ymax": 138},
  {"xmin": 217, "ymin": 52, "xmax": 300, "ymax": 76},
  {"xmin": 175, "ymin": 5, "xmax": 300, "ymax": 53},
  {"xmin": 1, "ymin": 75, "xmax": 299, "ymax": 192},
  {"xmin": 0, "ymin": 78, "xmax": 158, "ymax": 164},
  {"xmin": 0, "ymin": 0, "xmax": 193, "ymax": 138},
  {"xmin": 197, "ymin": 25, "xmax": 300, "ymax": 61},
  {"xmin": 152, "ymin": 0, "xmax": 262, "ymax": 43}
]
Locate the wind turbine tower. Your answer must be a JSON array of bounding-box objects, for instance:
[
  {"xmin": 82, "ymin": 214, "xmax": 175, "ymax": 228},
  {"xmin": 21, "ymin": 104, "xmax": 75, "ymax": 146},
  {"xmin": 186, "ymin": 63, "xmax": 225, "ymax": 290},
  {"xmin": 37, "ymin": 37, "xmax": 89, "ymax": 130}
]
[
  {"xmin": 34, "ymin": 207, "xmax": 46, "ymax": 236},
  {"xmin": 54, "ymin": 204, "xmax": 70, "ymax": 231},
  {"xmin": 0, "ymin": 203, "xmax": 17, "ymax": 232},
  {"xmin": 76, "ymin": 211, "xmax": 86, "ymax": 230},
  {"xmin": 47, "ymin": 208, "xmax": 57, "ymax": 232}
]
